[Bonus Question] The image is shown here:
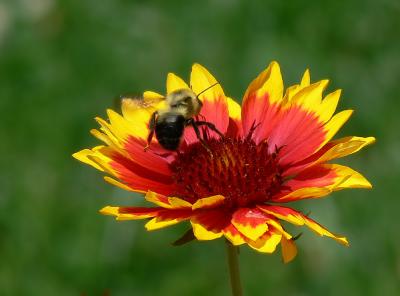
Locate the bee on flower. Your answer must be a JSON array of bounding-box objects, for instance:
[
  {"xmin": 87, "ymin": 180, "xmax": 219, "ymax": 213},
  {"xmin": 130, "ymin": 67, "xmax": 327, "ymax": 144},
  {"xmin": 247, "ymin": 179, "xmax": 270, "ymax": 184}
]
[{"xmin": 74, "ymin": 61, "xmax": 374, "ymax": 263}]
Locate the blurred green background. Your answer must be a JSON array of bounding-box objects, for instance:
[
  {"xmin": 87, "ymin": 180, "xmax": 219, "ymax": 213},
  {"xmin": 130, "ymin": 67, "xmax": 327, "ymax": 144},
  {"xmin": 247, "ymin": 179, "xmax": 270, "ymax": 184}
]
[{"xmin": 1, "ymin": 0, "xmax": 399, "ymax": 295}]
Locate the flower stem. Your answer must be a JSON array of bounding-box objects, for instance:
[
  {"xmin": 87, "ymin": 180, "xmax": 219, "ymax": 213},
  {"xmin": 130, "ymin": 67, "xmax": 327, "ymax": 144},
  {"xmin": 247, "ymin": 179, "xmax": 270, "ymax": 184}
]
[{"xmin": 225, "ymin": 240, "xmax": 243, "ymax": 296}]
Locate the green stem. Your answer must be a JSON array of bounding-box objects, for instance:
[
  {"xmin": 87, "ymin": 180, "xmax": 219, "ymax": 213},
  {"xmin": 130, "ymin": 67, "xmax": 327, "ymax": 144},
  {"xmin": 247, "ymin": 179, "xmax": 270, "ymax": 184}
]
[{"xmin": 225, "ymin": 240, "xmax": 243, "ymax": 296}]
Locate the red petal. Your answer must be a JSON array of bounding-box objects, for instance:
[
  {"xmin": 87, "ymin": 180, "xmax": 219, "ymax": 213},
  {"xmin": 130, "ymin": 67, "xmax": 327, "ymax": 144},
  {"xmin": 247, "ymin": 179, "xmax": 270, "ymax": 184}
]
[
  {"xmin": 272, "ymin": 165, "xmax": 336, "ymax": 201},
  {"xmin": 226, "ymin": 117, "xmax": 242, "ymax": 138},
  {"xmin": 182, "ymin": 98, "xmax": 229, "ymax": 147},
  {"xmin": 100, "ymin": 206, "xmax": 162, "ymax": 220},
  {"xmin": 283, "ymin": 136, "xmax": 376, "ymax": 176},
  {"xmin": 119, "ymin": 207, "xmax": 162, "ymax": 216},
  {"xmin": 125, "ymin": 136, "xmax": 171, "ymax": 173},
  {"xmin": 268, "ymin": 105, "xmax": 327, "ymax": 166},
  {"xmin": 182, "ymin": 125, "xmax": 199, "ymax": 146},
  {"xmin": 258, "ymin": 205, "xmax": 349, "ymax": 245},
  {"xmin": 285, "ymin": 164, "xmax": 337, "ymax": 189},
  {"xmin": 231, "ymin": 208, "xmax": 269, "ymax": 241},
  {"xmin": 242, "ymin": 93, "xmax": 283, "ymax": 143},
  {"xmin": 223, "ymin": 223, "xmax": 246, "ymax": 245},
  {"xmin": 110, "ymin": 153, "xmax": 175, "ymax": 195},
  {"xmin": 199, "ymin": 97, "xmax": 229, "ymax": 136},
  {"xmin": 191, "ymin": 210, "xmax": 231, "ymax": 240},
  {"xmin": 241, "ymin": 61, "xmax": 284, "ymax": 142},
  {"xmin": 145, "ymin": 191, "xmax": 192, "ymax": 209},
  {"xmin": 145, "ymin": 209, "xmax": 193, "ymax": 230}
]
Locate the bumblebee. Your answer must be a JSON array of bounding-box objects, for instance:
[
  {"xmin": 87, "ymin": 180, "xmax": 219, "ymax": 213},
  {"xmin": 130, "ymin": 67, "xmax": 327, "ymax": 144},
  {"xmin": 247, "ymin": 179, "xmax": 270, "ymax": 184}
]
[{"xmin": 121, "ymin": 83, "xmax": 223, "ymax": 151}]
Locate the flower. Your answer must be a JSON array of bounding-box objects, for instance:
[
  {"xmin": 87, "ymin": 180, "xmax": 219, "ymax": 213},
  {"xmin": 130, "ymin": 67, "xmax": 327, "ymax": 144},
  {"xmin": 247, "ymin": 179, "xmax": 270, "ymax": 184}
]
[{"xmin": 73, "ymin": 61, "xmax": 375, "ymax": 263}]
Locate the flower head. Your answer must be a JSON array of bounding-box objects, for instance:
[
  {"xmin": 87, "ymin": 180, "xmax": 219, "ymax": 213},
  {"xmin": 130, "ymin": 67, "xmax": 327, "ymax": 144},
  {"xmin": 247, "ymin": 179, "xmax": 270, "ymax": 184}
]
[{"xmin": 74, "ymin": 62, "xmax": 374, "ymax": 263}]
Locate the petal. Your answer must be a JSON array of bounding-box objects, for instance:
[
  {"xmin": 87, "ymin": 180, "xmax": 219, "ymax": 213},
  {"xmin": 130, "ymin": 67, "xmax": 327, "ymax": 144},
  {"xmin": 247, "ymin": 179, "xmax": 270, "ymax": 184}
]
[
  {"xmin": 109, "ymin": 154, "xmax": 174, "ymax": 196},
  {"xmin": 289, "ymin": 80, "xmax": 329, "ymax": 113},
  {"xmin": 100, "ymin": 206, "xmax": 161, "ymax": 220},
  {"xmin": 73, "ymin": 147, "xmax": 107, "ymax": 172},
  {"xmin": 246, "ymin": 231, "xmax": 282, "ymax": 253},
  {"xmin": 167, "ymin": 73, "xmax": 189, "ymax": 93},
  {"xmin": 318, "ymin": 110, "xmax": 354, "ymax": 150},
  {"xmin": 190, "ymin": 210, "xmax": 231, "ymax": 240},
  {"xmin": 86, "ymin": 126, "xmax": 174, "ymax": 184},
  {"xmin": 303, "ymin": 215, "xmax": 349, "ymax": 245},
  {"xmin": 94, "ymin": 117, "xmax": 126, "ymax": 153},
  {"xmin": 223, "ymin": 224, "xmax": 246, "ymax": 246},
  {"xmin": 226, "ymin": 118, "xmax": 242, "ymax": 138},
  {"xmin": 300, "ymin": 69, "xmax": 310, "ymax": 85},
  {"xmin": 145, "ymin": 191, "xmax": 192, "ymax": 209},
  {"xmin": 119, "ymin": 97, "xmax": 157, "ymax": 138},
  {"xmin": 104, "ymin": 176, "xmax": 136, "ymax": 192},
  {"xmin": 282, "ymin": 69, "xmax": 310, "ymax": 103},
  {"xmin": 125, "ymin": 136, "xmax": 172, "ymax": 175},
  {"xmin": 258, "ymin": 205, "xmax": 349, "ymax": 245},
  {"xmin": 90, "ymin": 127, "xmax": 143, "ymax": 165},
  {"xmin": 232, "ymin": 208, "xmax": 269, "ymax": 241},
  {"xmin": 258, "ymin": 205, "xmax": 304, "ymax": 225},
  {"xmin": 120, "ymin": 93, "xmax": 169, "ymax": 147},
  {"xmin": 281, "ymin": 237, "xmax": 298, "ymax": 263},
  {"xmin": 73, "ymin": 146, "xmax": 121, "ymax": 177},
  {"xmin": 142, "ymin": 91, "xmax": 164, "ymax": 100},
  {"xmin": 275, "ymin": 164, "xmax": 372, "ymax": 202},
  {"xmin": 265, "ymin": 70, "xmax": 352, "ymax": 166},
  {"xmin": 145, "ymin": 209, "xmax": 192, "ymax": 230},
  {"xmin": 227, "ymin": 97, "xmax": 241, "ymax": 122},
  {"xmin": 192, "ymin": 195, "xmax": 225, "ymax": 210},
  {"xmin": 267, "ymin": 104, "xmax": 326, "ymax": 166},
  {"xmin": 284, "ymin": 70, "xmax": 340, "ymax": 124},
  {"xmin": 241, "ymin": 61, "xmax": 284, "ymax": 142},
  {"xmin": 190, "ymin": 63, "xmax": 229, "ymax": 135},
  {"xmin": 317, "ymin": 89, "xmax": 341, "ymax": 123},
  {"xmin": 120, "ymin": 93, "xmax": 179, "ymax": 158},
  {"xmin": 168, "ymin": 197, "xmax": 193, "ymax": 208},
  {"xmin": 90, "ymin": 128, "xmax": 119, "ymax": 151},
  {"xmin": 107, "ymin": 109, "xmax": 147, "ymax": 142},
  {"xmin": 265, "ymin": 217, "xmax": 292, "ymax": 240},
  {"xmin": 93, "ymin": 114, "xmax": 158, "ymax": 171},
  {"xmin": 181, "ymin": 125, "xmax": 199, "ymax": 146},
  {"xmin": 273, "ymin": 187, "xmax": 331, "ymax": 202},
  {"xmin": 145, "ymin": 191, "xmax": 172, "ymax": 208},
  {"xmin": 226, "ymin": 97, "xmax": 243, "ymax": 137},
  {"xmin": 243, "ymin": 61, "xmax": 284, "ymax": 107},
  {"xmin": 78, "ymin": 147, "xmax": 163, "ymax": 195},
  {"xmin": 284, "ymin": 136, "xmax": 376, "ymax": 176}
]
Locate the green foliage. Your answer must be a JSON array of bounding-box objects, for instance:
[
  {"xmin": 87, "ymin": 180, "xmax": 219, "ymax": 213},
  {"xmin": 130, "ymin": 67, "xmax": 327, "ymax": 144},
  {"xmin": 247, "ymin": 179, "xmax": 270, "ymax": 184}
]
[{"xmin": 0, "ymin": 0, "xmax": 399, "ymax": 295}]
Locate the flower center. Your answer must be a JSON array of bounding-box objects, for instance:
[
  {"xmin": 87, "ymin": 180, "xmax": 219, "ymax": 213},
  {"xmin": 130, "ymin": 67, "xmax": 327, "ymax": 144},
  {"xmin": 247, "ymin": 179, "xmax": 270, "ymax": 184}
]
[{"xmin": 170, "ymin": 136, "xmax": 283, "ymax": 208}]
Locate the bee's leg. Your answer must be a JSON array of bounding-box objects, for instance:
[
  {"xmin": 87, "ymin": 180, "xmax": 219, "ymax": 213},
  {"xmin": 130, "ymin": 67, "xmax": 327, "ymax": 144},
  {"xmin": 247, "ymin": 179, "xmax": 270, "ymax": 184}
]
[
  {"xmin": 144, "ymin": 111, "xmax": 157, "ymax": 152},
  {"xmin": 186, "ymin": 119, "xmax": 213, "ymax": 156},
  {"xmin": 194, "ymin": 121, "xmax": 224, "ymax": 138}
]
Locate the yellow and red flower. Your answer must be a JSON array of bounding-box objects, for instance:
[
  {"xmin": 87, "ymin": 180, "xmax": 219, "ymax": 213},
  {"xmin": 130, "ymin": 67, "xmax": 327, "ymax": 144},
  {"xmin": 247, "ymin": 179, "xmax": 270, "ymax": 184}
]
[{"xmin": 74, "ymin": 62, "xmax": 374, "ymax": 263}]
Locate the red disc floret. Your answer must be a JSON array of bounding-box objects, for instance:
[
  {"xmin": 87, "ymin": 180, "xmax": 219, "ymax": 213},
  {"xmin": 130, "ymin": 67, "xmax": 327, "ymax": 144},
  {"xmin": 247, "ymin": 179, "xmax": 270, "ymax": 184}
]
[{"xmin": 171, "ymin": 136, "xmax": 283, "ymax": 208}]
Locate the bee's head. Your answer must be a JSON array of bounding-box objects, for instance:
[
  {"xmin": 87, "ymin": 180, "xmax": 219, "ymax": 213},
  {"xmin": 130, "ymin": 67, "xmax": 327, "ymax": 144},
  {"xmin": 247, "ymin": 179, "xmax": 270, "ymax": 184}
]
[
  {"xmin": 167, "ymin": 83, "xmax": 219, "ymax": 117},
  {"xmin": 166, "ymin": 89, "xmax": 201, "ymax": 116}
]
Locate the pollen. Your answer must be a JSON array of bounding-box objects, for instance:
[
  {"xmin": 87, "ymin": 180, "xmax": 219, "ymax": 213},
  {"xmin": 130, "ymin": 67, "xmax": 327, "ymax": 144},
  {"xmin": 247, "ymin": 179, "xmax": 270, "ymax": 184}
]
[{"xmin": 171, "ymin": 136, "xmax": 283, "ymax": 208}]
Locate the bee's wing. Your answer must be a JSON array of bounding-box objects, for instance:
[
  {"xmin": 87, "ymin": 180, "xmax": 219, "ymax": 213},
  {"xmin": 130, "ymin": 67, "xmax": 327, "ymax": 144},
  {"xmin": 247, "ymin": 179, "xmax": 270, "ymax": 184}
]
[
  {"xmin": 121, "ymin": 96, "xmax": 165, "ymax": 110},
  {"xmin": 120, "ymin": 92, "xmax": 166, "ymax": 120}
]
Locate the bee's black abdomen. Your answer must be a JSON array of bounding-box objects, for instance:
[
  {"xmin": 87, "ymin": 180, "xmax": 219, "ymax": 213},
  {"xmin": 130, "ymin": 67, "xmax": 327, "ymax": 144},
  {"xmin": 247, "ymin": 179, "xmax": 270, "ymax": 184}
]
[{"xmin": 155, "ymin": 114, "xmax": 185, "ymax": 150}]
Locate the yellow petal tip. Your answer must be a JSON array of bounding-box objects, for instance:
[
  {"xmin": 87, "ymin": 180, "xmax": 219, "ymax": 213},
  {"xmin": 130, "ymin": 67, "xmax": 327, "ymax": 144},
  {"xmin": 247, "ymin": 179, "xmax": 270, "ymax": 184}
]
[
  {"xmin": 367, "ymin": 136, "xmax": 376, "ymax": 144},
  {"xmin": 99, "ymin": 206, "xmax": 118, "ymax": 216},
  {"xmin": 71, "ymin": 151, "xmax": 82, "ymax": 160},
  {"xmin": 270, "ymin": 60, "xmax": 280, "ymax": 67}
]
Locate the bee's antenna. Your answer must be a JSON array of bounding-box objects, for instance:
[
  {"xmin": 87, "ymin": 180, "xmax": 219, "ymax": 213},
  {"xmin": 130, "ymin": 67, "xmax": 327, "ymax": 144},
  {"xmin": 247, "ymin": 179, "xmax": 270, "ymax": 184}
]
[{"xmin": 196, "ymin": 82, "xmax": 219, "ymax": 97}]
